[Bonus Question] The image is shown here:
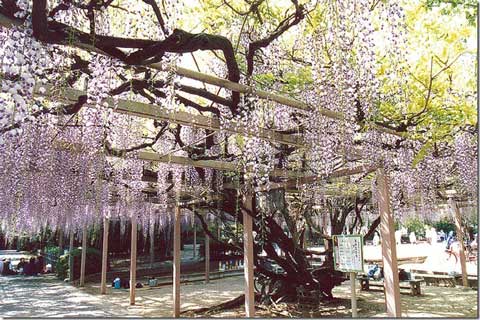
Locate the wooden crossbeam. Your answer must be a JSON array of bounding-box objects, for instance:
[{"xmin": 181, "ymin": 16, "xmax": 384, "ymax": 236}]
[
  {"xmin": 148, "ymin": 67, "xmax": 405, "ymax": 138},
  {"xmin": 53, "ymin": 139, "xmax": 305, "ymax": 179},
  {"xmin": 254, "ymin": 164, "xmax": 378, "ymax": 192},
  {"xmin": 0, "ymin": 13, "xmax": 407, "ymax": 140},
  {"xmin": 55, "ymin": 140, "xmax": 372, "ymax": 190},
  {"xmin": 136, "ymin": 151, "xmax": 301, "ymax": 178},
  {"xmin": 35, "ymin": 83, "xmax": 303, "ymax": 147},
  {"xmin": 61, "ymin": 143, "xmax": 362, "ymax": 190}
]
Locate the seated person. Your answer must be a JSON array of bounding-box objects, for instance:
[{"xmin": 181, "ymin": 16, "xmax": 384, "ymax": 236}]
[
  {"xmin": 24, "ymin": 257, "xmax": 37, "ymax": 276},
  {"xmin": 17, "ymin": 258, "xmax": 26, "ymax": 273},
  {"xmin": 35, "ymin": 256, "xmax": 45, "ymax": 274},
  {"xmin": 2, "ymin": 259, "xmax": 17, "ymax": 275}
]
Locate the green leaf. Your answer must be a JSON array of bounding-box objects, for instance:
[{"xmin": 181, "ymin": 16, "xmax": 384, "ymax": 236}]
[{"xmin": 412, "ymin": 141, "xmax": 433, "ymax": 167}]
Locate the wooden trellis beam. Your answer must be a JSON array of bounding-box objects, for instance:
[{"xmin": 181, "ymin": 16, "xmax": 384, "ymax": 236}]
[
  {"xmin": 254, "ymin": 164, "xmax": 378, "ymax": 192},
  {"xmin": 53, "ymin": 140, "xmax": 307, "ymax": 180},
  {"xmin": 0, "ymin": 12, "xmax": 408, "ymax": 140},
  {"xmin": 146, "ymin": 65, "xmax": 406, "ymax": 139},
  {"xmin": 35, "ymin": 83, "xmax": 303, "ymax": 147},
  {"xmin": 136, "ymin": 151, "xmax": 302, "ymax": 178},
  {"xmin": 55, "ymin": 140, "xmax": 374, "ymax": 189}
]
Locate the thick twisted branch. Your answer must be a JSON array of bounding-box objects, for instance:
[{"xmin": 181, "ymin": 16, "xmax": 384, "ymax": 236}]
[{"xmin": 246, "ymin": 0, "xmax": 306, "ymax": 76}]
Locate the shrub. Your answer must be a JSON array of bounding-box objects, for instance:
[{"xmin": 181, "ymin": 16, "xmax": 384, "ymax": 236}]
[
  {"xmin": 45, "ymin": 245, "xmax": 61, "ymax": 256},
  {"xmin": 433, "ymin": 218, "xmax": 455, "ymax": 235},
  {"xmin": 405, "ymin": 217, "xmax": 426, "ymax": 238},
  {"xmin": 56, "ymin": 254, "xmax": 69, "ymax": 280},
  {"xmin": 56, "ymin": 247, "xmax": 107, "ymax": 280}
]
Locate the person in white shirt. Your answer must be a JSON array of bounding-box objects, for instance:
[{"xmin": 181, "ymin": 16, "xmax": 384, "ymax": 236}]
[
  {"xmin": 409, "ymin": 232, "xmax": 417, "ymax": 244},
  {"xmin": 395, "ymin": 230, "xmax": 402, "ymax": 245}
]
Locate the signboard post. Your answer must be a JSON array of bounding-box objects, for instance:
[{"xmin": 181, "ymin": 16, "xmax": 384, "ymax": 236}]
[{"xmin": 333, "ymin": 235, "xmax": 364, "ymax": 318}]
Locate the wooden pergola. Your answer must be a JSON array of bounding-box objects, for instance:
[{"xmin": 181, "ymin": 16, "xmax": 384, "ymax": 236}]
[{"xmin": 0, "ymin": 12, "xmax": 471, "ymax": 319}]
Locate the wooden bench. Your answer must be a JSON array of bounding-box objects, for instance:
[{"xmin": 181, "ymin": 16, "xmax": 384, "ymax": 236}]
[
  {"xmin": 420, "ymin": 274, "xmax": 460, "ymax": 287},
  {"xmin": 461, "ymin": 276, "xmax": 478, "ymax": 288},
  {"xmin": 359, "ymin": 276, "xmax": 422, "ymax": 296},
  {"xmin": 411, "ymin": 269, "xmax": 477, "ymax": 288}
]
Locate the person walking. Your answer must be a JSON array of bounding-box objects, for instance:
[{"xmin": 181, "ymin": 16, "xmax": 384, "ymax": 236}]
[{"xmin": 446, "ymin": 231, "xmax": 455, "ymax": 249}]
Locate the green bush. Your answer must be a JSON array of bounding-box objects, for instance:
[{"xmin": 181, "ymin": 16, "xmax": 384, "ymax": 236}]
[
  {"xmin": 56, "ymin": 254, "xmax": 70, "ymax": 279},
  {"xmin": 56, "ymin": 247, "xmax": 108, "ymax": 280},
  {"xmin": 405, "ymin": 217, "xmax": 426, "ymax": 238},
  {"xmin": 433, "ymin": 218, "xmax": 455, "ymax": 235},
  {"xmin": 45, "ymin": 245, "xmax": 61, "ymax": 256}
]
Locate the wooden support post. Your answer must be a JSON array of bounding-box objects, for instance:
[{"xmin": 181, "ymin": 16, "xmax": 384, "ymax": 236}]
[
  {"xmin": 173, "ymin": 206, "xmax": 181, "ymax": 318},
  {"xmin": 193, "ymin": 222, "xmax": 197, "ymax": 259},
  {"xmin": 69, "ymin": 230, "xmax": 74, "ymax": 282},
  {"xmin": 243, "ymin": 191, "xmax": 255, "ymax": 317},
  {"xmin": 205, "ymin": 234, "xmax": 210, "ymax": 283},
  {"xmin": 79, "ymin": 224, "xmax": 87, "ymax": 287},
  {"xmin": 58, "ymin": 229, "xmax": 64, "ymax": 253},
  {"xmin": 101, "ymin": 217, "xmax": 109, "ymax": 295},
  {"xmin": 303, "ymin": 228, "xmax": 307, "ymax": 249},
  {"xmin": 130, "ymin": 214, "xmax": 138, "ymax": 305},
  {"xmin": 450, "ymin": 199, "xmax": 468, "ymax": 287},
  {"xmin": 218, "ymin": 224, "xmax": 222, "ymax": 271},
  {"xmin": 350, "ymin": 272, "xmax": 357, "ymax": 317},
  {"xmin": 376, "ymin": 168, "xmax": 401, "ymax": 317},
  {"xmin": 149, "ymin": 223, "xmax": 155, "ymax": 268}
]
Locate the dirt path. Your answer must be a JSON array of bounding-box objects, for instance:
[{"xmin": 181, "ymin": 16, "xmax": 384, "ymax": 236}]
[
  {"xmin": 185, "ymin": 277, "xmax": 478, "ymax": 318},
  {"xmin": 1, "ymin": 273, "xmax": 477, "ymax": 318},
  {"xmin": 82, "ymin": 275, "xmax": 244, "ymax": 317},
  {"xmin": 0, "ymin": 275, "xmax": 121, "ymax": 317}
]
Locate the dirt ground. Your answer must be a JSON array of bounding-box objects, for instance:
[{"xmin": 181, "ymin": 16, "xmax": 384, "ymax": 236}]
[
  {"xmin": 82, "ymin": 276, "xmax": 245, "ymax": 317},
  {"xmin": 81, "ymin": 274, "xmax": 478, "ymax": 318},
  {"xmin": 188, "ymin": 278, "xmax": 478, "ymax": 318},
  {"xmin": 1, "ymin": 245, "xmax": 477, "ymax": 318},
  {"xmin": 1, "ymin": 272, "xmax": 477, "ymax": 318},
  {"xmin": 78, "ymin": 242, "xmax": 478, "ymax": 318}
]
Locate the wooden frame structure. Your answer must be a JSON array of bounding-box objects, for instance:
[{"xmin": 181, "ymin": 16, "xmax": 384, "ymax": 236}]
[
  {"xmin": 242, "ymin": 191, "xmax": 256, "ymax": 317},
  {"xmin": 79, "ymin": 223, "xmax": 87, "ymax": 287},
  {"xmin": 173, "ymin": 206, "xmax": 181, "ymax": 317},
  {"xmin": 376, "ymin": 168, "xmax": 402, "ymax": 317},
  {"xmin": 100, "ymin": 217, "xmax": 109, "ymax": 295},
  {"xmin": 1, "ymin": 78, "xmax": 401, "ymax": 319},
  {"xmin": 130, "ymin": 214, "xmax": 138, "ymax": 305},
  {"xmin": 3, "ymin": 11, "xmax": 466, "ymax": 319},
  {"xmin": 449, "ymin": 199, "xmax": 468, "ymax": 287}
]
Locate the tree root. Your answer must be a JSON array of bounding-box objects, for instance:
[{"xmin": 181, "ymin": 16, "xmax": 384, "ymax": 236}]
[{"xmin": 181, "ymin": 293, "xmax": 261, "ymax": 315}]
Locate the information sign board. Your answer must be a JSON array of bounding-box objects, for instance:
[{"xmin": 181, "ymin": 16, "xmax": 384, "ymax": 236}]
[{"xmin": 332, "ymin": 235, "xmax": 364, "ymax": 273}]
